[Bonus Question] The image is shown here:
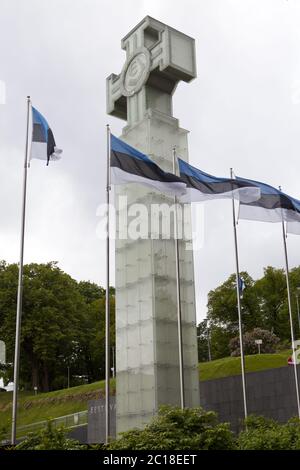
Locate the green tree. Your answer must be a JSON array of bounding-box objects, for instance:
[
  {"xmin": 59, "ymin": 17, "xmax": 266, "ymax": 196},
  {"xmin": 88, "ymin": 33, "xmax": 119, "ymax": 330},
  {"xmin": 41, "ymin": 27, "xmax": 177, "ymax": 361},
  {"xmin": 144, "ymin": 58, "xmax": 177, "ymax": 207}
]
[
  {"xmin": 239, "ymin": 415, "xmax": 300, "ymax": 450},
  {"xmin": 209, "ymin": 325, "xmax": 233, "ymax": 359},
  {"xmin": 0, "ymin": 261, "xmax": 116, "ymax": 391},
  {"xmin": 107, "ymin": 406, "xmax": 236, "ymax": 450},
  {"xmin": 206, "ymin": 266, "xmax": 300, "ymax": 350},
  {"xmin": 207, "ymin": 272, "xmax": 261, "ymax": 332},
  {"xmin": 254, "ymin": 266, "xmax": 287, "ymax": 337},
  {"xmin": 15, "ymin": 421, "xmax": 84, "ymax": 450},
  {"xmin": 283, "ymin": 267, "xmax": 300, "ymax": 339},
  {"xmin": 78, "ymin": 294, "xmax": 115, "ymax": 383},
  {"xmin": 77, "ymin": 281, "xmax": 105, "ymax": 304},
  {"xmin": 0, "ymin": 262, "xmax": 91, "ymax": 391},
  {"xmin": 197, "ymin": 320, "xmax": 211, "ymax": 362}
]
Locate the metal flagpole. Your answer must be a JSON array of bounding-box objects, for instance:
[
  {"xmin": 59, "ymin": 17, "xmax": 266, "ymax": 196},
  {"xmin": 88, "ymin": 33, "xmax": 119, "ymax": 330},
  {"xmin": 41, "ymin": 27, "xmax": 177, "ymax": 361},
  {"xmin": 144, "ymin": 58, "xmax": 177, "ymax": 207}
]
[
  {"xmin": 296, "ymin": 293, "xmax": 300, "ymax": 334},
  {"xmin": 230, "ymin": 168, "xmax": 248, "ymax": 421},
  {"xmin": 172, "ymin": 147, "xmax": 185, "ymax": 409},
  {"xmin": 207, "ymin": 326, "xmax": 212, "ymax": 362},
  {"xmin": 112, "ymin": 346, "xmax": 115, "ymax": 378},
  {"xmin": 280, "ymin": 216, "xmax": 300, "ymax": 418},
  {"xmin": 11, "ymin": 96, "xmax": 31, "ymax": 445},
  {"xmin": 105, "ymin": 124, "xmax": 111, "ymax": 444}
]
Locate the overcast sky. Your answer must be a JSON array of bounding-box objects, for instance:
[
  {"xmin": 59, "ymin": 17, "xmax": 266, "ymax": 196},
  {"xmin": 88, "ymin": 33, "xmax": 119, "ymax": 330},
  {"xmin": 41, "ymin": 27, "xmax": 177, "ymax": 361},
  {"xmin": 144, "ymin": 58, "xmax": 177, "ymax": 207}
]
[{"xmin": 1, "ymin": 0, "xmax": 300, "ymax": 322}]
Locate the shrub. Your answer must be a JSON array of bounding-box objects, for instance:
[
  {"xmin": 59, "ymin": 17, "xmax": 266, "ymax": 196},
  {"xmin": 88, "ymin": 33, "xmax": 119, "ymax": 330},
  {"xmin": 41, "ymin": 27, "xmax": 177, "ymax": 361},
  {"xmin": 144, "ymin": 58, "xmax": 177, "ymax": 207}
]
[
  {"xmin": 229, "ymin": 328, "xmax": 280, "ymax": 357},
  {"xmin": 15, "ymin": 421, "xmax": 85, "ymax": 450},
  {"xmin": 0, "ymin": 422, "xmax": 9, "ymax": 443},
  {"xmin": 239, "ymin": 415, "xmax": 300, "ymax": 450},
  {"xmin": 107, "ymin": 405, "xmax": 237, "ymax": 450}
]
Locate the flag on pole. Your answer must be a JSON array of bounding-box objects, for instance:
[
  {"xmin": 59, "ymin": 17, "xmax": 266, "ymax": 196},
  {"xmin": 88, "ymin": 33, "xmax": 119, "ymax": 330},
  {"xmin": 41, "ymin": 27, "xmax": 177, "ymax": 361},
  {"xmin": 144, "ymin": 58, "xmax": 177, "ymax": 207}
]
[
  {"xmin": 236, "ymin": 176, "xmax": 300, "ymax": 224},
  {"xmin": 177, "ymin": 159, "xmax": 261, "ymax": 203},
  {"xmin": 287, "ymin": 222, "xmax": 300, "ymax": 235},
  {"xmin": 238, "ymin": 276, "xmax": 245, "ymax": 298},
  {"xmin": 286, "ymin": 197, "xmax": 300, "ymax": 235},
  {"xmin": 30, "ymin": 107, "xmax": 62, "ymax": 165},
  {"xmin": 110, "ymin": 135, "xmax": 186, "ymax": 197}
]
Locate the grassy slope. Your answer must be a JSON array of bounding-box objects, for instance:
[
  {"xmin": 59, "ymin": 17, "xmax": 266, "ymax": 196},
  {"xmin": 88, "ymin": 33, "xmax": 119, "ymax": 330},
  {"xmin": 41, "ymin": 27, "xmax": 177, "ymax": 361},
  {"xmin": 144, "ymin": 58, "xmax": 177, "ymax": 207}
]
[
  {"xmin": 0, "ymin": 380, "xmax": 113, "ymax": 431},
  {"xmin": 199, "ymin": 350, "xmax": 290, "ymax": 381},
  {"xmin": 0, "ymin": 351, "xmax": 290, "ymax": 430}
]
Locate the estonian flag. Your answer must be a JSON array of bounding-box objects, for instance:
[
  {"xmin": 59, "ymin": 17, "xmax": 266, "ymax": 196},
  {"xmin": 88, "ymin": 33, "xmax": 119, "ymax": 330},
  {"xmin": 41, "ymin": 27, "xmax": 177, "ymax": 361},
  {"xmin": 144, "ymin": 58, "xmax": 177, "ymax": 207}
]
[
  {"xmin": 238, "ymin": 276, "xmax": 245, "ymax": 298},
  {"xmin": 287, "ymin": 220, "xmax": 300, "ymax": 235},
  {"xmin": 178, "ymin": 159, "xmax": 261, "ymax": 203},
  {"xmin": 30, "ymin": 107, "xmax": 62, "ymax": 165},
  {"xmin": 110, "ymin": 135, "xmax": 186, "ymax": 197},
  {"xmin": 237, "ymin": 176, "xmax": 300, "ymax": 225}
]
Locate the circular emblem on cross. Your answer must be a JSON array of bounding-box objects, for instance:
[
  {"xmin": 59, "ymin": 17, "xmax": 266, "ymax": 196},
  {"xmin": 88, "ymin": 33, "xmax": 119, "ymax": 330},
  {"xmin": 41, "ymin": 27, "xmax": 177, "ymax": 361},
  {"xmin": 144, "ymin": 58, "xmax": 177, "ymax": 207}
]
[{"xmin": 121, "ymin": 48, "xmax": 151, "ymax": 97}]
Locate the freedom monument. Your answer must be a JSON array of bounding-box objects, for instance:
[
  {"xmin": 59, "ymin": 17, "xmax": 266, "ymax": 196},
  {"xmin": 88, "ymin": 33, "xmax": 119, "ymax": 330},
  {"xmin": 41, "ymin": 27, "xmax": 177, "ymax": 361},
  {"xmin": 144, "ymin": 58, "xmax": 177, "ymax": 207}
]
[{"xmin": 107, "ymin": 16, "xmax": 200, "ymax": 434}]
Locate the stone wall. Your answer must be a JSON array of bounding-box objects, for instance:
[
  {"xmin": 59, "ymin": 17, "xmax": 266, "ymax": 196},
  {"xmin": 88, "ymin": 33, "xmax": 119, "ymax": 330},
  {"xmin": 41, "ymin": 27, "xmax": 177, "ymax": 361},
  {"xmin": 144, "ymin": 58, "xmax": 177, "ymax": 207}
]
[{"xmin": 200, "ymin": 365, "xmax": 300, "ymax": 432}]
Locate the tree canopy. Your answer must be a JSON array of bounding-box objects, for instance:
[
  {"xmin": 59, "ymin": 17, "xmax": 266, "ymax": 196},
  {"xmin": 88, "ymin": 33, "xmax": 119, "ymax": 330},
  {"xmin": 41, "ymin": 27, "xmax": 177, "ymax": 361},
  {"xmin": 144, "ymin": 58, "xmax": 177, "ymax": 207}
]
[
  {"xmin": 201, "ymin": 266, "xmax": 300, "ymax": 360},
  {"xmin": 0, "ymin": 261, "xmax": 114, "ymax": 392}
]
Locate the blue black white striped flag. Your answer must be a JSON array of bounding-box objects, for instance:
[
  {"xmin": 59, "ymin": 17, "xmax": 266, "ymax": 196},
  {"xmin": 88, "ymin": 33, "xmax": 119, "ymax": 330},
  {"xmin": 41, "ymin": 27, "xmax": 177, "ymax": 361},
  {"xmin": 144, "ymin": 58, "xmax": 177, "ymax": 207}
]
[
  {"xmin": 110, "ymin": 135, "xmax": 186, "ymax": 197},
  {"xmin": 238, "ymin": 276, "xmax": 245, "ymax": 298},
  {"xmin": 236, "ymin": 176, "xmax": 300, "ymax": 225},
  {"xmin": 177, "ymin": 159, "xmax": 261, "ymax": 203},
  {"xmin": 30, "ymin": 107, "xmax": 62, "ymax": 165}
]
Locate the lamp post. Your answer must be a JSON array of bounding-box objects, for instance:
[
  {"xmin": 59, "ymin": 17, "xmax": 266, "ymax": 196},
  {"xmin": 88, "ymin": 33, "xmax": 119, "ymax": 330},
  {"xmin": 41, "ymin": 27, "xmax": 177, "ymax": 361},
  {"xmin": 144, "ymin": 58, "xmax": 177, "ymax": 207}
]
[{"xmin": 58, "ymin": 354, "xmax": 73, "ymax": 389}]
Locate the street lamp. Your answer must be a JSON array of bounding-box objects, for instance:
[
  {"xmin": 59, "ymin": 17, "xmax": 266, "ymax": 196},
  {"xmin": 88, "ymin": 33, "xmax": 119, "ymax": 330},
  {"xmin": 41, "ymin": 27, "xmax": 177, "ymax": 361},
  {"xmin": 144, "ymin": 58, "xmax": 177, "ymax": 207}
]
[{"xmin": 58, "ymin": 354, "xmax": 72, "ymax": 389}]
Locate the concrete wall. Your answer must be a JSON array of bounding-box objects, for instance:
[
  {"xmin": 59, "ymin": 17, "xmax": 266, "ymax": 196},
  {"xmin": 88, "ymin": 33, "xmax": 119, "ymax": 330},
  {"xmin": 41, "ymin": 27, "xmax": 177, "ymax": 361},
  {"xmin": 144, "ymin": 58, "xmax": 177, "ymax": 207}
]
[
  {"xmin": 87, "ymin": 398, "xmax": 116, "ymax": 444},
  {"xmin": 87, "ymin": 365, "xmax": 300, "ymax": 442},
  {"xmin": 200, "ymin": 365, "xmax": 300, "ymax": 432},
  {"xmin": 68, "ymin": 424, "xmax": 87, "ymax": 443}
]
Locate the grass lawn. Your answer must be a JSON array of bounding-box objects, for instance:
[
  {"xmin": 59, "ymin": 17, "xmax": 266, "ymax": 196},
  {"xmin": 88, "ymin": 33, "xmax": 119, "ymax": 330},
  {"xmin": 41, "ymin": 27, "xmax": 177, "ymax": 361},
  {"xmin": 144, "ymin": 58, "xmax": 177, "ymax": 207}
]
[
  {"xmin": 199, "ymin": 350, "xmax": 291, "ymax": 381},
  {"xmin": 0, "ymin": 351, "xmax": 291, "ymax": 433},
  {"xmin": 0, "ymin": 379, "xmax": 114, "ymax": 433}
]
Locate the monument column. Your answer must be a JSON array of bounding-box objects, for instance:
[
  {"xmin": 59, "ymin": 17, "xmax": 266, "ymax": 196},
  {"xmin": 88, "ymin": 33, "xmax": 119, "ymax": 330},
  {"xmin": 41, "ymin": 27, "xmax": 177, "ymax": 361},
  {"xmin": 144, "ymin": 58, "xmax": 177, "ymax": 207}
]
[{"xmin": 107, "ymin": 16, "xmax": 200, "ymax": 434}]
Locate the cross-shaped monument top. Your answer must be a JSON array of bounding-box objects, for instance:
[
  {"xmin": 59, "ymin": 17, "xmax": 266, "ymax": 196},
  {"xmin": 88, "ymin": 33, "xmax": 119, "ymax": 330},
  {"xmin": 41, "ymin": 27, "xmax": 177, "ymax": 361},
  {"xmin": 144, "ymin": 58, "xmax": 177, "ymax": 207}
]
[{"xmin": 107, "ymin": 16, "xmax": 196, "ymax": 127}]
